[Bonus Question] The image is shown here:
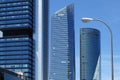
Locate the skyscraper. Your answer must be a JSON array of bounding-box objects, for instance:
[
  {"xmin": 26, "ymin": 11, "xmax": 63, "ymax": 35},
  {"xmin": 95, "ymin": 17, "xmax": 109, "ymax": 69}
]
[
  {"xmin": 48, "ymin": 4, "xmax": 75, "ymax": 80},
  {"xmin": 0, "ymin": 0, "xmax": 35, "ymax": 80},
  {"xmin": 80, "ymin": 28, "xmax": 101, "ymax": 80},
  {"xmin": 0, "ymin": 0, "xmax": 49, "ymax": 80}
]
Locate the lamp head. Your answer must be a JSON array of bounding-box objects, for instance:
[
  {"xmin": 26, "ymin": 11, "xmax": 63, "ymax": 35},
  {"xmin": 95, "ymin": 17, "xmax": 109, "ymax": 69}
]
[{"xmin": 81, "ymin": 17, "xmax": 94, "ymax": 23}]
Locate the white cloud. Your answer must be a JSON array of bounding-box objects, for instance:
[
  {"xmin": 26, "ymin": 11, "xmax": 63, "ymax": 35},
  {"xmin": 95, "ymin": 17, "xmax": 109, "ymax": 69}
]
[{"xmin": 101, "ymin": 53, "xmax": 120, "ymax": 80}]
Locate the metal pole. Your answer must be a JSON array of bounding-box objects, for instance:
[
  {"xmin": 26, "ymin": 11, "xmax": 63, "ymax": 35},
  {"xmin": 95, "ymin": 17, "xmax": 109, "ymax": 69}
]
[{"xmin": 93, "ymin": 19, "xmax": 114, "ymax": 80}]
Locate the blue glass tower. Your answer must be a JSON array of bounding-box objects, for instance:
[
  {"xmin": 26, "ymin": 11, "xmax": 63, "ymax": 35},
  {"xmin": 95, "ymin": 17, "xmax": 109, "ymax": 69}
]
[
  {"xmin": 0, "ymin": 0, "xmax": 35, "ymax": 80},
  {"xmin": 80, "ymin": 28, "xmax": 101, "ymax": 80},
  {"xmin": 48, "ymin": 4, "xmax": 75, "ymax": 80}
]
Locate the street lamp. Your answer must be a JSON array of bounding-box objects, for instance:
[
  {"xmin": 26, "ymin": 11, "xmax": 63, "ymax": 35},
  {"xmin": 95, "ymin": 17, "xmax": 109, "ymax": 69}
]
[{"xmin": 81, "ymin": 17, "xmax": 114, "ymax": 80}]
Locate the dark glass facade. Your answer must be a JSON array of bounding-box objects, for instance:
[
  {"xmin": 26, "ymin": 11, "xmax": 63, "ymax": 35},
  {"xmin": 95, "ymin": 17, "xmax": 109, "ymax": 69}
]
[
  {"xmin": 0, "ymin": 68, "xmax": 25, "ymax": 80},
  {"xmin": 80, "ymin": 28, "xmax": 101, "ymax": 80},
  {"xmin": 42, "ymin": 0, "xmax": 49, "ymax": 80},
  {"xmin": 48, "ymin": 4, "xmax": 75, "ymax": 80},
  {"xmin": 0, "ymin": 0, "xmax": 34, "ymax": 80},
  {"xmin": 0, "ymin": 0, "xmax": 33, "ymax": 30}
]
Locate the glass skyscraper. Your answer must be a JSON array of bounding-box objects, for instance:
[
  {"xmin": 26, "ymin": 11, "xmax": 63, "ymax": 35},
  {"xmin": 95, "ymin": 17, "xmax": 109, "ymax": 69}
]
[
  {"xmin": 0, "ymin": 0, "xmax": 35, "ymax": 80},
  {"xmin": 48, "ymin": 4, "xmax": 75, "ymax": 80},
  {"xmin": 80, "ymin": 28, "xmax": 101, "ymax": 80}
]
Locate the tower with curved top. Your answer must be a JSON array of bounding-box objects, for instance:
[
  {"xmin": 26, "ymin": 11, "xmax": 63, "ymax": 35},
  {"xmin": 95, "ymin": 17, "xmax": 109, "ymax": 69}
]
[{"xmin": 80, "ymin": 28, "xmax": 101, "ymax": 80}]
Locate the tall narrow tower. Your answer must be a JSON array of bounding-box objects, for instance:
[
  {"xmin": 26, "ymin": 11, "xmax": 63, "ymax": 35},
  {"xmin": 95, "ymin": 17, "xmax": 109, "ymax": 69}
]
[
  {"xmin": 80, "ymin": 28, "xmax": 101, "ymax": 80},
  {"xmin": 48, "ymin": 4, "xmax": 75, "ymax": 80}
]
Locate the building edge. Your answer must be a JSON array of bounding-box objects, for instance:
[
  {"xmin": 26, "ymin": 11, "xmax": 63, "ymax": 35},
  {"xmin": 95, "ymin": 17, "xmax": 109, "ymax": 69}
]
[
  {"xmin": 34, "ymin": 0, "xmax": 43, "ymax": 80},
  {"xmin": 35, "ymin": 0, "xmax": 49, "ymax": 80}
]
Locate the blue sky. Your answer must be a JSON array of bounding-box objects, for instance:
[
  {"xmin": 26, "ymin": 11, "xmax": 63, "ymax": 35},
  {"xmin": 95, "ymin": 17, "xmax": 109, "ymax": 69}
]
[{"xmin": 49, "ymin": 0, "xmax": 120, "ymax": 80}]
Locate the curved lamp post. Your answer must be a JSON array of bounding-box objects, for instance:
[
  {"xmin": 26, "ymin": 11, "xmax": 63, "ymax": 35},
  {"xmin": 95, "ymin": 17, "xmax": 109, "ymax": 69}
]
[{"xmin": 81, "ymin": 17, "xmax": 114, "ymax": 80}]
